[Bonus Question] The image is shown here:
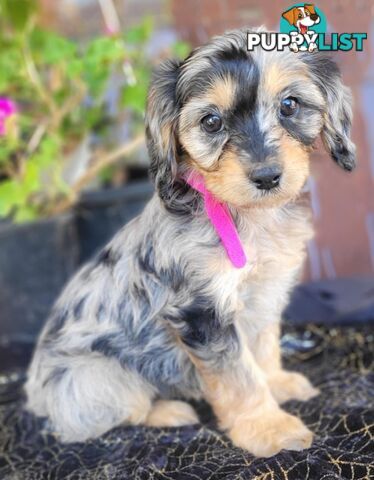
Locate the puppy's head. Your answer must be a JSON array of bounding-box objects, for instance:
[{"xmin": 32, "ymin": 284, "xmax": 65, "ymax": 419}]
[{"xmin": 146, "ymin": 29, "xmax": 355, "ymax": 210}]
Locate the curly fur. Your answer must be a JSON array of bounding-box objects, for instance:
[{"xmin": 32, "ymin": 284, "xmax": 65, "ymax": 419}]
[{"xmin": 26, "ymin": 28, "xmax": 355, "ymax": 457}]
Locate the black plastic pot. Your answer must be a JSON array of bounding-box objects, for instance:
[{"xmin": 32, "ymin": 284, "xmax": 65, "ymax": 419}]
[
  {"xmin": 0, "ymin": 214, "xmax": 79, "ymax": 403},
  {"xmin": 0, "ymin": 180, "xmax": 154, "ymax": 403},
  {"xmin": 0, "ymin": 180, "xmax": 153, "ymax": 339},
  {"xmin": 76, "ymin": 179, "xmax": 154, "ymax": 263},
  {"xmin": 0, "ymin": 214, "xmax": 78, "ymax": 339}
]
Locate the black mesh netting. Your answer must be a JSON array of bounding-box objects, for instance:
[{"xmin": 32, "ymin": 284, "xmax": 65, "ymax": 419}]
[{"xmin": 0, "ymin": 322, "xmax": 373, "ymax": 480}]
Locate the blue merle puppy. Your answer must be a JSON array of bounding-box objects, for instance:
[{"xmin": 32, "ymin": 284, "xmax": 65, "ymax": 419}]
[{"xmin": 26, "ymin": 28, "xmax": 355, "ymax": 457}]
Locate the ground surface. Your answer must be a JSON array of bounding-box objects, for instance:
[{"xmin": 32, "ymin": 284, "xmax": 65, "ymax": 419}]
[{"xmin": 0, "ymin": 322, "xmax": 373, "ymax": 480}]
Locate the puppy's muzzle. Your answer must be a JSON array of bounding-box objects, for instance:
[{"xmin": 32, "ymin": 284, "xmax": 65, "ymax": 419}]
[{"xmin": 250, "ymin": 165, "xmax": 282, "ymax": 191}]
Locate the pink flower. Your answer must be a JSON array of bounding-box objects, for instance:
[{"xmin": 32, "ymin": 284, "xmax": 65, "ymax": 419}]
[{"xmin": 0, "ymin": 97, "xmax": 17, "ymax": 136}]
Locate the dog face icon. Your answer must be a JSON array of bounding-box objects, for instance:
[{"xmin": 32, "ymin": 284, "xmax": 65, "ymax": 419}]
[{"xmin": 282, "ymin": 4, "xmax": 320, "ymax": 35}]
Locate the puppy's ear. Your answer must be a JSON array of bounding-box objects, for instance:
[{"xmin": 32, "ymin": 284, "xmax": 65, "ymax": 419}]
[
  {"xmin": 146, "ymin": 59, "xmax": 181, "ymax": 201},
  {"xmin": 282, "ymin": 7, "xmax": 297, "ymax": 26},
  {"xmin": 303, "ymin": 53, "xmax": 356, "ymax": 171}
]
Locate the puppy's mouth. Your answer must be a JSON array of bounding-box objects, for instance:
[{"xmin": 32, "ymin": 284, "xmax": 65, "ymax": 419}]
[
  {"xmin": 299, "ymin": 24, "xmax": 308, "ymax": 34},
  {"xmin": 253, "ymin": 184, "xmax": 282, "ymax": 200}
]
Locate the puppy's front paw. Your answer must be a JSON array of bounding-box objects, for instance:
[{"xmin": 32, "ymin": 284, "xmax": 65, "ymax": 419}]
[
  {"xmin": 289, "ymin": 43, "xmax": 299, "ymax": 53},
  {"xmin": 229, "ymin": 409, "xmax": 313, "ymax": 457},
  {"xmin": 268, "ymin": 371, "xmax": 320, "ymax": 404}
]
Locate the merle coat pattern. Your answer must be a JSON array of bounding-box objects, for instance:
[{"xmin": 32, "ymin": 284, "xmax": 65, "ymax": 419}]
[{"xmin": 26, "ymin": 28, "xmax": 355, "ymax": 457}]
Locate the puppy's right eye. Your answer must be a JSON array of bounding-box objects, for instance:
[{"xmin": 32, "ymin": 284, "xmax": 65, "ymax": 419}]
[
  {"xmin": 280, "ymin": 97, "xmax": 299, "ymax": 117},
  {"xmin": 201, "ymin": 114, "xmax": 223, "ymax": 134}
]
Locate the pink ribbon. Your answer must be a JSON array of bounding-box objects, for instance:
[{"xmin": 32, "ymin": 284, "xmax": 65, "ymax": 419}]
[{"xmin": 185, "ymin": 172, "xmax": 247, "ymax": 269}]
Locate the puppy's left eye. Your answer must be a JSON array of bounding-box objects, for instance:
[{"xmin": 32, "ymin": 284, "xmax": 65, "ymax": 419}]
[
  {"xmin": 201, "ymin": 114, "xmax": 223, "ymax": 133},
  {"xmin": 280, "ymin": 97, "xmax": 299, "ymax": 117}
]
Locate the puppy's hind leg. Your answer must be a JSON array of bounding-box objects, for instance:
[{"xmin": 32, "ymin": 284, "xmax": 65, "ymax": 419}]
[
  {"xmin": 145, "ymin": 400, "xmax": 199, "ymax": 427},
  {"xmin": 26, "ymin": 353, "xmax": 155, "ymax": 442}
]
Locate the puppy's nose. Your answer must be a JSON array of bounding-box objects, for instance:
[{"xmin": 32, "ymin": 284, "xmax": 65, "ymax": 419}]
[
  {"xmin": 310, "ymin": 13, "xmax": 318, "ymax": 20},
  {"xmin": 251, "ymin": 165, "xmax": 282, "ymax": 190}
]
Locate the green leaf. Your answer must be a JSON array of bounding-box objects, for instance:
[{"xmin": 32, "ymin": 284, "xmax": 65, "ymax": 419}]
[
  {"xmin": 124, "ymin": 17, "xmax": 153, "ymax": 44},
  {"xmin": 29, "ymin": 29, "xmax": 77, "ymax": 65},
  {"xmin": 39, "ymin": 135, "xmax": 60, "ymax": 162},
  {"xmin": 0, "ymin": 135, "xmax": 62, "ymax": 220},
  {"xmin": 66, "ymin": 58, "xmax": 84, "ymax": 79},
  {"xmin": 85, "ymin": 37, "xmax": 124, "ymax": 64},
  {"xmin": 30, "ymin": 135, "xmax": 60, "ymax": 169},
  {"xmin": 0, "ymin": 41, "xmax": 25, "ymax": 89},
  {"xmin": 0, "ymin": 179, "xmax": 22, "ymax": 217},
  {"xmin": 0, "ymin": 139, "xmax": 18, "ymax": 165},
  {"xmin": 23, "ymin": 160, "xmax": 40, "ymax": 193},
  {"xmin": 83, "ymin": 38, "xmax": 125, "ymax": 97},
  {"xmin": 171, "ymin": 41, "xmax": 190, "ymax": 59},
  {"xmin": 0, "ymin": 16, "xmax": 188, "ymax": 222},
  {"xmin": 82, "ymin": 106, "xmax": 103, "ymax": 130},
  {"xmin": 13, "ymin": 205, "xmax": 37, "ymax": 222},
  {"xmin": 121, "ymin": 82, "xmax": 147, "ymax": 114},
  {"xmin": 84, "ymin": 68, "xmax": 109, "ymax": 97},
  {"xmin": 0, "ymin": 0, "xmax": 37, "ymax": 32}
]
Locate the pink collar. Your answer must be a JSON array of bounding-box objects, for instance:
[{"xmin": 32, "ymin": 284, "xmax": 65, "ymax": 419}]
[{"xmin": 185, "ymin": 172, "xmax": 247, "ymax": 269}]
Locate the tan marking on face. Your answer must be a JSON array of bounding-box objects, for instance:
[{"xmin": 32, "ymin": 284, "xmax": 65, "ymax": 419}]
[
  {"xmin": 204, "ymin": 76, "xmax": 236, "ymax": 111},
  {"xmin": 277, "ymin": 134, "xmax": 310, "ymax": 201},
  {"xmin": 179, "ymin": 59, "xmax": 315, "ymax": 209},
  {"xmin": 179, "ymin": 123, "xmax": 219, "ymax": 170},
  {"xmin": 184, "ymin": 130, "xmax": 311, "ymax": 209},
  {"xmin": 195, "ymin": 148, "xmax": 251, "ymax": 206},
  {"xmin": 262, "ymin": 62, "xmax": 309, "ymax": 98}
]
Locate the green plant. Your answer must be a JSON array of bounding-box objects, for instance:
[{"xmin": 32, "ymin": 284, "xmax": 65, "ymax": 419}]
[{"xmin": 0, "ymin": 0, "xmax": 189, "ymax": 222}]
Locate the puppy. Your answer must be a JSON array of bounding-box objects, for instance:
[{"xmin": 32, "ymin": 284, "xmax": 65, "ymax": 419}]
[
  {"xmin": 282, "ymin": 4, "xmax": 321, "ymax": 52},
  {"xmin": 26, "ymin": 29, "xmax": 355, "ymax": 458}
]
